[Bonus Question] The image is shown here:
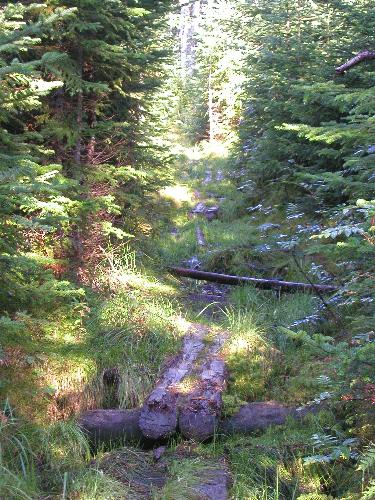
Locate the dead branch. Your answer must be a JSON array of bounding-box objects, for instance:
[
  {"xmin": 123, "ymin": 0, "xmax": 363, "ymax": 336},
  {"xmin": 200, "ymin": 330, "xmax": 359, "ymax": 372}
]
[{"xmin": 335, "ymin": 50, "xmax": 375, "ymax": 74}]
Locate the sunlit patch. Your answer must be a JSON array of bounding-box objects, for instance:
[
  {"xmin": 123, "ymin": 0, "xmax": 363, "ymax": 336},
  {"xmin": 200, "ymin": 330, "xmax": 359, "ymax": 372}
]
[
  {"xmin": 159, "ymin": 184, "xmax": 194, "ymax": 207},
  {"xmin": 138, "ymin": 222, "xmax": 153, "ymax": 235},
  {"xmin": 202, "ymin": 140, "xmax": 229, "ymax": 159},
  {"xmin": 174, "ymin": 316, "xmax": 193, "ymax": 334},
  {"xmin": 110, "ymin": 270, "xmax": 177, "ymax": 296},
  {"xmin": 173, "ymin": 375, "xmax": 199, "ymax": 394},
  {"xmin": 229, "ymin": 336, "xmax": 250, "ymax": 354}
]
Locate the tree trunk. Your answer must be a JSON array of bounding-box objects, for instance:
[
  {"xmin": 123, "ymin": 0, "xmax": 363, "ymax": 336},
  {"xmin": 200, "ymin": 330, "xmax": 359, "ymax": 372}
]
[
  {"xmin": 73, "ymin": 43, "xmax": 84, "ymax": 165},
  {"xmin": 208, "ymin": 68, "xmax": 215, "ymax": 142}
]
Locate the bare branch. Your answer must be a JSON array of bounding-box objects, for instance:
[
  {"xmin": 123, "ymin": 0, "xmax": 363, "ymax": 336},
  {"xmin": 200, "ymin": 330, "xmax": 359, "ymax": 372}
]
[{"xmin": 335, "ymin": 50, "xmax": 375, "ymax": 74}]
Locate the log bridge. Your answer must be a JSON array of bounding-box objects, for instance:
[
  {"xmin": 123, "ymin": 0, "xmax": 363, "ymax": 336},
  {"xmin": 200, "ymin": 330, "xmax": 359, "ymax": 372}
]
[{"xmin": 79, "ymin": 323, "xmax": 320, "ymax": 445}]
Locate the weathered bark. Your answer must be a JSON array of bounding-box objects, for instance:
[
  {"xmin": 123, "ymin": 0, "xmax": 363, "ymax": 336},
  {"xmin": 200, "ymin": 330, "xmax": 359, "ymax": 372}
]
[
  {"xmin": 168, "ymin": 267, "xmax": 338, "ymax": 293},
  {"xmin": 335, "ymin": 50, "xmax": 375, "ymax": 74},
  {"xmin": 139, "ymin": 326, "xmax": 208, "ymax": 440},
  {"xmin": 179, "ymin": 358, "xmax": 226, "ymax": 441},
  {"xmin": 79, "ymin": 408, "xmax": 143, "ymax": 443},
  {"xmin": 79, "ymin": 401, "xmax": 320, "ymax": 444},
  {"xmin": 193, "ymin": 458, "xmax": 230, "ymax": 500},
  {"xmin": 220, "ymin": 402, "xmax": 293, "ymax": 434}
]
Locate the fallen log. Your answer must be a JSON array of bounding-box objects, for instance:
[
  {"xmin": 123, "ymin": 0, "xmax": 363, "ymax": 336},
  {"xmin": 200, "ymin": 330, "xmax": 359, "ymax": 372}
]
[
  {"xmin": 79, "ymin": 408, "xmax": 143, "ymax": 444},
  {"xmin": 168, "ymin": 267, "xmax": 338, "ymax": 293},
  {"xmin": 139, "ymin": 326, "xmax": 208, "ymax": 440},
  {"xmin": 79, "ymin": 401, "xmax": 321, "ymax": 444},
  {"xmin": 219, "ymin": 401, "xmax": 316, "ymax": 434}
]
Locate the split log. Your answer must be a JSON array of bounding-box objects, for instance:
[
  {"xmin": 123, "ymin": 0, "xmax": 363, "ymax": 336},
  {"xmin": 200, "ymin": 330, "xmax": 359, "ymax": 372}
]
[
  {"xmin": 168, "ymin": 267, "xmax": 338, "ymax": 293},
  {"xmin": 179, "ymin": 358, "xmax": 226, "ymax": 441},
  {"xmin": 96, "ymin": 446, "xmax": 230, "ymax": 500},
  {"xmin": 335, "ymin": 50, "xmax": 375, "ymax": 74},
  {"xmin": 178, "ymin": 334, "xmax": 228, "ymax": 441},
  {"xmin": 216, "ymin": 170, "xmax": 225, "ymax": 182},
  {"xmin": 204, "ymin": 170, "xmax": 213, "ymax": 184},
  {"xmin": 95, "ymin": 446, "xmax": 167, "ymax": 498},
  {"xmin": 139, "ymin": 327, "xmax": 208, "ymax": 440},
  {"xmin": 191, "ymin": 202, "xmax": 219, "ymax": 221},
  {"xmin": 188, "ymin": 457, "xmax": 230, "ymax": 500}
]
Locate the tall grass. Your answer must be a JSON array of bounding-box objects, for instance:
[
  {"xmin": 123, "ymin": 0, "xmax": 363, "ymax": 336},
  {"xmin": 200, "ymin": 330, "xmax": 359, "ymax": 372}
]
[{"xmin": 0, "ymin": 401, "xmax": 128, "ymax": 499}]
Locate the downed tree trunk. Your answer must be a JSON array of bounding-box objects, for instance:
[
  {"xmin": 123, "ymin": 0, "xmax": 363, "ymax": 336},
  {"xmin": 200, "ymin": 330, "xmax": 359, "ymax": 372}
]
[
  {"xmin": 335, "ymin": 50, "xmax": 375, "ymax": 74},
  {"xmin": 79, "ymin": 401, "xmax": 320, "ymax": 444},
  {"xmin": 168, "ymin": 267, "xmax": 338, "ymax": 293},
  {"xmin": 139, "ymin": 326, "xmax": 208, "ymax": 440},
  {"xmin": 219, "ymin": 401, "xmax": 319, "ymax": 434},
  {"xmin": 79, "ymin": 408, "xmax": 143, "ymax": 443}
]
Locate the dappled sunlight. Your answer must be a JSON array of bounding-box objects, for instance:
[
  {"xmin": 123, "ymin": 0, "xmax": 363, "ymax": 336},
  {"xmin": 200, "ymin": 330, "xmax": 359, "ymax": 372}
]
[
  {"xmin": 110, "ymin": 268, "xmax": 177, "ymax": 295},
  {"xmin": 174, "ymin": 315, "xmax": 194, "ymax": 335},
  {"xmin": 159, "ymin": 184, "xmax": 194, "ymax": 208},
  {"xmin": 2, "ymin": 0, "xmax": 374, "ymax": 496},
  {"xmin": 173, "ymin": 375, "xmax": 200, "ymax": 395},
  {"xmin": 201, "ymin": 139, "xmax": 229, "ymax": 159}
]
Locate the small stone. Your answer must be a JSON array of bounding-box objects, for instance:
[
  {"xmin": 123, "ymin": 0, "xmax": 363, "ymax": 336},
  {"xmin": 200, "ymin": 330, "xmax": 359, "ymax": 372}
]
[
  {"xmin": 258, "ymin": 223, "xmax": 280, "ymax": 232},
  {"xmin": 153, "ymin": 446, "xmax": 167, "ymax": 462}
]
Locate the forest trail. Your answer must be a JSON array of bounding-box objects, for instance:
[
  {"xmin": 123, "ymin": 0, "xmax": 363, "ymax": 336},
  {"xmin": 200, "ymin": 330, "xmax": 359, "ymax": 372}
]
[
  {"xmin": 79, "ymin": 149, "xmax": 323, "ymax": 499},
  {"xmin": 95, "ymin": 157, "xmax": 234, "ymax": 499}
]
